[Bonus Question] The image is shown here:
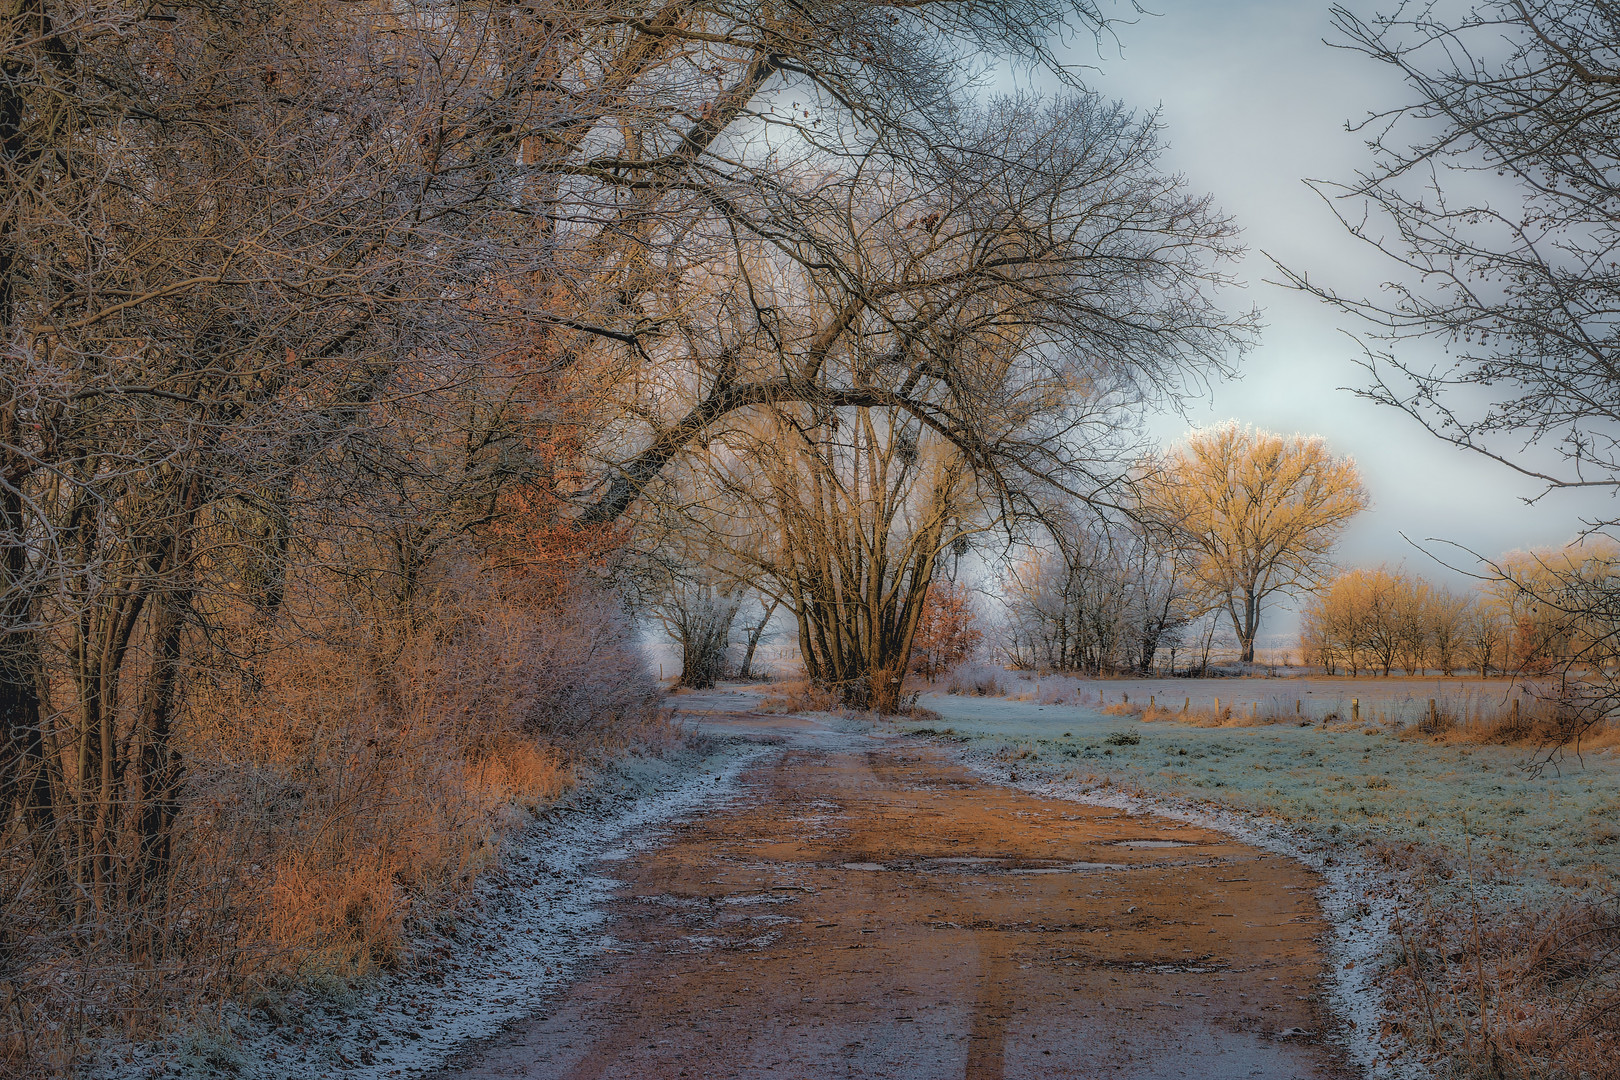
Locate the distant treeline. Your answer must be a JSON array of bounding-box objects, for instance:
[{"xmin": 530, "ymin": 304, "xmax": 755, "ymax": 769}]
[{"xmin": 1301, "ymin": 545, "xmax": 1620, "ymax": 677}]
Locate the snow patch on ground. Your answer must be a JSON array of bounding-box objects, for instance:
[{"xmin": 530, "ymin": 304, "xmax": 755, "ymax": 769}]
[
  {"xmin": 957, "ymin": 751, "xmax": 1423, "ymax": 1080},
  {"xmin": 93, "ymin": 740, "xmax": 776, "ymax": 1080}
]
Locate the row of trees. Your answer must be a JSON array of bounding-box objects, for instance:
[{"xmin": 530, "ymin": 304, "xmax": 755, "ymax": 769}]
[
  {"xmin": 1301, "ymin": 568, "xmax": 1487, "ymax": 677},
  {"xmin": 997, "ymin": 423, "xmax": 1369, "ymax": 675}
]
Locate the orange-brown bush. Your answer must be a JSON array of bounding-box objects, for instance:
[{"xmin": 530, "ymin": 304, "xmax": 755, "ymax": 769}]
[
  {"xmin": 0, "ymin": 565, "xmax": 664, "ymax": 1076},
  {"xmin": 910, "ymin": 582, "xmax": 982, "ymax": 681},
  {"xmin": 758, "ymin": 679, "xmax": 840, "ymax": 715}
]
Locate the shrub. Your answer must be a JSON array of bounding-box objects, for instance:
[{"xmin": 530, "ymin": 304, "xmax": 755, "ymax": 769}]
[
  {"xmin": 910, "ymin": 582, "xmax": 982, "ymax": 680},
  {"xmin": 0, "ymin": 563, "xmax": 666, "ymax": 1073},
  {"xmin": 758, "ymin": 679, "xmax": 839, "ymax": 714},
  {"xmin": 945, "ymin": 664, "xmax": 1006, "ymax": 697}
]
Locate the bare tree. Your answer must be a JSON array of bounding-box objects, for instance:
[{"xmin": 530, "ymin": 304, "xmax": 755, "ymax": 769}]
[
  {"xmin": 709, "ymin": 406, "xmax": 975, "ymax": 712},
  {"xmin": 637, "ymin": 90, "xmax": 1256, "ymax": 707},
  {"xmin": 574, "ymin": 91, "xmax": 1257, "ymax": 528},
  {"xmin": 1147, "ymin": 424, "xmax": 1369, "ymax": 664},
  {"xmin": 735, "ymin": 590, "xmax": 783, "ymax": 680},
  {"xmin": 1463, "ymin": 600, "xmax": 1508, "ymax": 678},
  {"xmin": 1428, "ymin": 585, "xmax": 1471, "ymax": 676},
  {"xmin": 656, "ymin": 582, "xmax": 741, "ymax": 689},
  {"xmin": 1297, "ymin": 2, "xmax": 1620, "ymax": 508}
]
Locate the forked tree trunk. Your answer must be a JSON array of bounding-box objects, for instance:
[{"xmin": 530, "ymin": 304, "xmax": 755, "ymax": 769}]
[{"xmin": 737, "ymin": 597, "xmax": 778, "ymax": 680}]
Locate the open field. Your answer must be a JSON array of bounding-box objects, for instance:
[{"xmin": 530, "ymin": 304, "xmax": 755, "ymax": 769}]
[
  {"xmin": 952, "ymin": 670, "xmax": 1576, "ymax": 733},
  {"xmin": 914, "ymin": 687, "xmax": 1620, "ymax": 888}
]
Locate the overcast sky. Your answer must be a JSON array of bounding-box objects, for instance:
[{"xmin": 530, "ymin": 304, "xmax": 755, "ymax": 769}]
[{"xmin": 1019, "ymin": 0, "xmax": 1617, "ymax": 627}]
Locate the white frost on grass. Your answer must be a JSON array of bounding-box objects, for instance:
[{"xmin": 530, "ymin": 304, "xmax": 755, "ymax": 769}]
[
  {"xmin": 957, "ymin": 751, "xmax": 1425, "ymax": 1080},
  {"xmin": 97, "ymin": 740, "xmax": 774, "ymax": 1080}
]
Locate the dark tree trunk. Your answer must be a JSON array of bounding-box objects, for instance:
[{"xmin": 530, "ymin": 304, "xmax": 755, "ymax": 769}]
[
  {"xmin": 132, "ymin": 589, "xmax": 188, "ymax": 896},
  {"xmin": 737, "ymin": 597, "xmax": 778, "ymax": 680}
]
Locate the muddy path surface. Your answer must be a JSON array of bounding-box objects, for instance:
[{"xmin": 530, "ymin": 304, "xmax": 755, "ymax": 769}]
[{"xmin": 437, "ymin": 705, "xmax": 1351, "ymax": 1080}]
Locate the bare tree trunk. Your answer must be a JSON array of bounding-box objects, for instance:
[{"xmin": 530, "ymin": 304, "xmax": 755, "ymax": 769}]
[
  {"xmin": 737, "ymin": 596, "xmax": 778, "ymax": 680},
  {"xmin": 132, "ymin": 585, "xmax": 186, "ymax": 898}
]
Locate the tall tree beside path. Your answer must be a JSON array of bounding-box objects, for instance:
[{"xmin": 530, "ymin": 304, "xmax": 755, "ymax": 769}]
[{"xmin": 1148, "ymin": 424, "xmax": 1369, "ymax": 665}]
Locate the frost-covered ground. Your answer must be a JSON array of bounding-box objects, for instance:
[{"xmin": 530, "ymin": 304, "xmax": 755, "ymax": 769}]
[
  {"xmin": 954, "ymin": 668, "xmax": 1547, "ymax": 726},
  {"xmin": 89, "ymin": 738, "xmax": 774, "ymax": 1080},
  {"xmin": 916, "ymin": 691, "xmax": 1620, "ymax": 888},
  {"xmin": 85, "ymin": 684, "xmax": 1615, "ymax": 1079},
  {"xmin": 906, "ymin": 689, "xmax": 1620, "ymax": 1078}
]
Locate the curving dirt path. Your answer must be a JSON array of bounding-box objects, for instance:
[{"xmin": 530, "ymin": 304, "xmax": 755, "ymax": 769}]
[{"xmin": 436, "ymin": 707, "xmax": 1351, "ymax": 1080}]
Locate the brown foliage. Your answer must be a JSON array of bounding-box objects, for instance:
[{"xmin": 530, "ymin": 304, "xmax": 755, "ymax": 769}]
[
  {"xmin": 909, "ymin": 582, "xmax": 982, "ymax": 681},
  {"xmin": 758, "ymin": 679, "xmax": 840, "ymax": 715}
]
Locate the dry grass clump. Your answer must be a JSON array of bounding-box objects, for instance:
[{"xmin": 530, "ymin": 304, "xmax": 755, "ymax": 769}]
[
  {"xmin": 757, "ymin": 676, "xmax": 941, "ymax": 721},
  {"xmin": 0, "ymin": 569, "xmax": 665, "ymax": 1077},
  {"xmin": 758, "ymin": 679, "xmax": 840, "ymax": 714},
  {"xmin": 1386, "ymin": 890, "xmax": 1620, "ymax": 1079},
  {"xmin": 1389, "ymin": 693, "xmax": 1620, "ymax": 752},
  {"xmin": 1097, "ymin": 689, "xmax": 1620, "ymax": 747},
  {"xmin": 1099, "ymin": 698, "xmax": 1289, "ymax": 729}
]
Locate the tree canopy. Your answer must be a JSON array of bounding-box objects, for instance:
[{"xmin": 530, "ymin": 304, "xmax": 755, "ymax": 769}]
[{"xmin": 1147, "ymin": 424, "xmax": 1369, "ymax": 664}]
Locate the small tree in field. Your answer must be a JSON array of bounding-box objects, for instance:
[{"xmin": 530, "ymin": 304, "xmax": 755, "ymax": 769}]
[
  {"xmin": 910, "ymin": 582, "xmax": 982, "ymax": 681},
  {"xmin": 1149, "ymin": 424, "xmax": 1369, "ymax": 664},
  {"xmin": 1428, "ymin": 586, "xmax": 1470, "ymax": 677}
]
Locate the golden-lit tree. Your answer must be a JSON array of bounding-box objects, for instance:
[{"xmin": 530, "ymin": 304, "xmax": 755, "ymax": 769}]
[
  {"xmin": 1149, "ymin": 424, "xmax": 1369, "ymax": 664},
  {"xmin": 1486, "ymin": 542, "xmax": 1620, "ymax": 678},
  {"xmin": 708, "ymin": 406, "xmax": 977, "ymax": 713},
  {"xmin": 1301, "ymin": 566, "xmax": 1472, "ymax": 676}
]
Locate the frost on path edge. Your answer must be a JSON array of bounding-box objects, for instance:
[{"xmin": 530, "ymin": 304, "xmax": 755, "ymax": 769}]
[
  {"xmin": 96, "ymin": 740, "xmax": 775, "ymax": 1080},
  {"xmin": 956, "ymin": 752, "xmax": 1422, "ymax": 1080}
]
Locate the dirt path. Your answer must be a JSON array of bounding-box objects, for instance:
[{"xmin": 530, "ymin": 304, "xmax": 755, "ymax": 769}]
[{"xmin": 437, "ymin": 710, "xmax": 1351, "ymax": 1079}]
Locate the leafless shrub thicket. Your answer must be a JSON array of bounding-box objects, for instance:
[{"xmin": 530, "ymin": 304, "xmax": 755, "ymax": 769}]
[
  {"xmin": 0, "ymin": 0, "xmax": 680, "ymax": 1068},
  {"xmin": 999, "ymin": 513, "xmax": 1196, "ymax": 676},
  {"xmin": 656, "ymin": 581, "xmax": 741, "ymax": 690}
]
